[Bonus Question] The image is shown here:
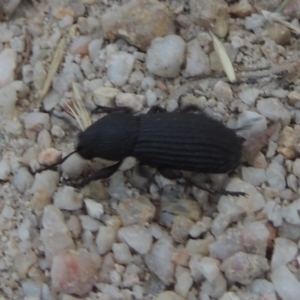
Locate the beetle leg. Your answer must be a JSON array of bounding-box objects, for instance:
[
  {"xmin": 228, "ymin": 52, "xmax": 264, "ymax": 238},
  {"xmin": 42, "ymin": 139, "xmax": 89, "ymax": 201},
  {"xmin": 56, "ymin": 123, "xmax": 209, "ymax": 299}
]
[
  {"xmin": 159, "ymin": 168, "xmax": 246, "ymax": 197},
  {"xmin": 147, "ymin": 105, "xmax": 167, "ymax": 114},
  {"xmin": 159, "ymin": 168, "xmax": 183, "ymax": 180},
  {"xmin": 184, "ymin": 176, "xmax": 247, "ymax": 197},
  {"xmin": 66, "ymin": 161, "xmax": 122, "ymax": 188},
  {"xmin": 137, "ymin": 164, "xmax": 154, "ymax": 181},
  {"xmin": 92, "ymin": 106, "xmax": 133, "ymax": 114},
  {"xmin": 178, "ymin": 104, "xmax": 204, "ymax": 114}
]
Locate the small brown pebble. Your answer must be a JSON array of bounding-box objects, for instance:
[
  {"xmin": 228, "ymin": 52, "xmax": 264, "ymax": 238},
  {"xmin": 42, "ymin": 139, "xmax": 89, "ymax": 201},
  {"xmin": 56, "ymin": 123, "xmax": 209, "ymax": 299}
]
[
  {"xmin": 30, "ymin": 189, "xmax": 51, "ymax": 213},
  {"xmin": 156, "ymin": 80, "xmax": 169, "ymax": 94},
  {"xmin": 230, "ymin": 0, "xmax": 254, "ymax": 17},
  {"xmin": 51, "ymin": 249, "xmax": 100, "ymax": 296},
  {"xmin": 277, "ymin": 126, "xmax": 297, "ymax": 159},
  {"xmin": 55, "ymin": 8, "xmax": 75, "ymax": 19},
  {"xmin": 70, "ymin": 36, "xmax": 92, "ymax": 56},
  {"xmin": 252, "ymin": 152, "xmax": 268, "ymax": 169},
  {"xmin": 38, "ymin": 148, "xmax": 62, "ymax": 166},
  {"xmin": 268, "ymin": 24, "xmax": 291, "ymax": 45},
  {"xmin": 172, "ymin": 247, "xmax": 190, "ymax": 267}
]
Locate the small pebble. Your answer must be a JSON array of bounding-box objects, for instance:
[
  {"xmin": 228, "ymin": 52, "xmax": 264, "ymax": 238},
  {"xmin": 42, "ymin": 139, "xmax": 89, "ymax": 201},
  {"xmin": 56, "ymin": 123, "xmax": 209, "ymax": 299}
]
[
  {"xmin": 257, "ymin": 98, "xmax": 291, "ymax": 124},
  {"xmin": 84, "ymin": 198, "xmax": 104, "ymax": 220},
  {"xmin": 282, "ymin": 199, "xmax": 300, "ymax": 225},
  {"xmin": 271, "ymin": 237, "xmax": 297, "ymax": 270},
  {"xmin": 145, "ymin": 89, "xmax": 157, "ymax": 107},
  {"xmin": 186, "ymin": 235, "xmax": 214, "ymax": 256},
  {"xmin": 30, "ymin": 190, "xmax": 51, "ymax": 213},
  {"xmin": 145, "ymin": 238, "xmax": 175, "ymax": 285},
  {"xmin": 1, "ymin": 204, "xmax": 15, "ymax": 219},
  {"xmin": 51, "ymin": 249, "xmax": 99, "ymax": 296},
  {"xmin": 210, "ymin": 222, "xmax": 269, "ymax": 260},
  {"xmin": 141, "ymin": 77, "xmax": 156, "ymax": 90},
  {"xmin": 239, "ymin": 88, "xmax": 260, "ymax": 106},
  {"xmin": 185, "ymin": 39, "xmax": 211, "ymax": 77},
  {"xmin": 33, "ymin": 60, "xmax": 46, "ymax": 90},
  {"xmin": 37, "ymin": 129, "xmax": 52, "ymax": 149},
  {"xmin": 201, "ymin": 274, "xmax": 227, "ymax": 298},
  {"xmin": 79, "ymin": 215, "xmax": 100, "ymax": 232},
  {"xmin": 146, "ymin": 35, "xmax": 186, "ymax": 78},
  {"xmin": 241, "ymin": 167, "xmax": 266, "ymax": 186},
  {"xmin": 198, "ymin": 257, "xmax": 221, "ymax": 283},
  {"xmin": 247, "ymin": 279, "xmax": 275, "ymax": 299},
  {"xmin": 0, "ymin": 48, "xmax": 17, "ymax": 88},
  {"xmin": 31, "ymin": 170, "xmax": 59, "ymax": 199},
  {"xmin": 0, "ymin": 159, "xmax": 11, "ymax": 181},
  {"xmin": 0, "ymin": 83, "xmax": 18, "ymax": 117},
  {"xmin": 219, "ymin": 292, "xmax": 240, "ymax": 300},
  {"xmin": 41, "ymin": 205, "xmax": 75, "ymax": 256},
  {"xmin": 115, "ymin": 93, "xmax": 145, "ymax": 112},
  {"xmin": 190, "ymin": 0, "xmax": 229, "ymax": 37},
  {"xmin": 218, "ymin": 178, "xmax": 265, "ymax": 217},
  {"xmin": 221, "ymin": 251, "xmax": 269, "ymax": 284},
  {"xmin": 11, "ymin": 167, "xmax": 33, "ymax": 193},
  {"xmin": 175, "ymin": 266, "xmax": 193, "ymax": 298},
  {"xmin": 66, "ymin": 215, "xmax": 82, "ymax": 239},
  {"xmin": 230, "ymin": 0, "xmax": 253, "ymax": 17},
  {"xmin": 88, "ymin": 39, "xmax": 103, "ymax": 62},
  {"xmin": 112, "ymin": 243, "xmax": 132, "ymax": 265},
  {"xmin": 53, "ymin": 186, "xmax": 83, "ymax": 211},
  {"xmin": 62, "ymin": 153, "xmax": 87, "ymax": 179},
  {"xmin": 23, "ymin": 112, "xmax": 50, "ymax": 132},
  {"xmin": 245, "ymin": 14, "xmax": 266, "ymax": 30},
  {"xmin": 118, "ymin": 225, "xmax": 153, "ymax": 254},
  {"xmin": 14, "ymin": 250, "xmax": 38, "ymax": 279},
  {"xmin": 213, "ymin": 81, "xmax": 233, "ymax": 103},
  {"xmin": 266, "ymin": 161, "xmax": 286, "ymax": 192},
  {"xmin": 96, "ymin": 226, "xmax": 116, "ymax": 255},
  {"xmin": 38, "ymin": 148, "xmax": 62, "ymax": 166},
  {"xmin": 101, "ymin": 0, "xmax": 174, "ymax": 51},
  {"xmin": 271, "ymin": 265, "xmax": 300, "ymax": 300},
  {"xmin": 70, "ymin": 36, "xmax": 92, "ymax": 56},
  {"xmin": 171, "ymin": 216, "xmax": 194, "ymax": 243},
  {"xmin": 22, "ymin": 279, "xmax": 42, "ymax": 298},
  {"xmin": 277, "ymin": 126, "xmax": 297, "ymax": 159},
  {"xmin": 268, "ymin": 23, "xmax": 291, "ymax": 45},
  {"xmin": 162, "ymin": 199, "xmax": 201, "ymax": 221},
  {"xmin": 156, "ymin": 291, "xmax": 185, "ymax": 300},
  {"xmin": 51, "ymin": 125, "xmax": 65, "ymax": 138},
  {"xmin": 265, "ymin": 201, "xmax": 283, "ymax": 227},
  {"xmin": 93, "ymin": 87, "xmax": 120, "ymax": 107},
  {"xmin": 106, "ymin": 52, "xmax": 135, "ymax": 86},
  {"xmin": 117, "ymin": 196, "xmax": 155, "ymax": 226}
]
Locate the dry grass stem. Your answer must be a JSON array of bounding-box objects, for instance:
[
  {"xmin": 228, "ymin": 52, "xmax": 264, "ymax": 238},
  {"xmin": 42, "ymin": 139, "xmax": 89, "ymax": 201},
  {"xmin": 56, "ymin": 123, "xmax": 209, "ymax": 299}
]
[
  {"xmin": 38, "ymin": 37, "xmax": 66, "ymax": 100},
  {"xmin": 210, "ymin": 31, "xmax": 236, "ymax": 82}
]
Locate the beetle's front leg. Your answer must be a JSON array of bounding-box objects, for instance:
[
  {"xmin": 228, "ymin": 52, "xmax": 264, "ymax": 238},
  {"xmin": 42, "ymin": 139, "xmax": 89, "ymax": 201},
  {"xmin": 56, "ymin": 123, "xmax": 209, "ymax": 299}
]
[{"xmin": 65, "ymin": 161, "xmax": 122, "ymax": 188}]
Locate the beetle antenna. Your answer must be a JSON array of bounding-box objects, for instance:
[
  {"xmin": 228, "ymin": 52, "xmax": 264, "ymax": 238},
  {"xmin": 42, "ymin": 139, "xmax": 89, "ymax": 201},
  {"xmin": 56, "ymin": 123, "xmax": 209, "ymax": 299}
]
[{"xmin": 35, "ymin": 150, "xmax": 78, "ymax": 173}]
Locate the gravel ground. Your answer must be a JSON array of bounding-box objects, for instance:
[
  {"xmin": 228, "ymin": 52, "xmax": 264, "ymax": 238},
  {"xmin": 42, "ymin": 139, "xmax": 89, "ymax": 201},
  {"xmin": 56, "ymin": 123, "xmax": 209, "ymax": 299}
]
[{"xmin": 1, "ymin": 0, "xmax": 300, "ymax": 299}]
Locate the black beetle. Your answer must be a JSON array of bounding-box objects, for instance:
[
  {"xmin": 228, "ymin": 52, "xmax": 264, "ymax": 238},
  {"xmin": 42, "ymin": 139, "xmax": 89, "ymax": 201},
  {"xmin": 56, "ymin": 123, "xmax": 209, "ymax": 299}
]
[{"xmin": 38, "ymin": 106, "xmax": 246, "ymax": 196}]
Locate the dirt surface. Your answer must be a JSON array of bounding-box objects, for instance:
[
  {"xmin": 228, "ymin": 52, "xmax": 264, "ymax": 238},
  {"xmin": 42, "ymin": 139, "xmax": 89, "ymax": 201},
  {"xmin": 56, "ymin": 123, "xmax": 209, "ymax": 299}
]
[{"xmin": 1, "ymin": 0, "xmax": 300, "ymax": 299}]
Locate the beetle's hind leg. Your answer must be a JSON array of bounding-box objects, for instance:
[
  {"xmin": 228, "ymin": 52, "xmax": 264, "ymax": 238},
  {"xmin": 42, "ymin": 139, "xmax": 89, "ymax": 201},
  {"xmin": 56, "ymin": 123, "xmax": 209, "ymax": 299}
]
[
  {"xmin": 92, "ymin": 106, "xmax": 133, "ymax": 114},
  {"xmin": 177, "ymin": 104, "xmax": 204, "ymax": 114},
  {"xmin": 65, "ymin": 161, "xmax": 122, "ymax": 188},
  {"xmin": 185, "ymin": 177, "xmax": 247, "ymax": 197},
  {"xmin": 159, "ymin": 168, "xmax": 246, "ymax": 197}
]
